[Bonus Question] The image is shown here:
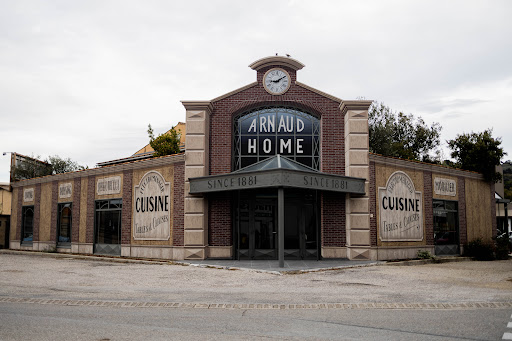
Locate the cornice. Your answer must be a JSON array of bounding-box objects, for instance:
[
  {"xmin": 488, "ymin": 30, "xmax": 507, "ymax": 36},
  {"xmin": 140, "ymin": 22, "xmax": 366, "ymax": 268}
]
[
  {"xmin": 249, "ymin": 56, "xmax": 305, "ymax": 71},
  {"xmin": 180, "ymin": 101, "xmax": 213, "ymax": 114},
  {"xmin": 369, "ymin": 154, "xmax": 484, "ymax": 180},
  {"xmin": 339, "ymin": 100, "xmax": 373, "ymax": 115},
  {"xmin": 11, "ymin": 154, "xmax": 185, "ymax": 188},
  {"xmin": 295, "ymin": 82, "xmax": 342, "ymax": 103},
  {"xmin": 211, "ymin": 82, "xmax": 258, "ymax": 103}
]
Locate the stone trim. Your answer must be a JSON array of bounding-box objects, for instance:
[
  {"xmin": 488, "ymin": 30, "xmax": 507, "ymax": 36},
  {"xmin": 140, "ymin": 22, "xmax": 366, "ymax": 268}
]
[
  {"xmin": 295, "ymin": 82, "xmax": 342, "ymax": 103},
  {"xmin": 371, "ymin": 154, "xmax": 483, "ymax": 180},
  {"xmin": 11, "ymin": 154, "xmax": 185, "ymax": 188},
  {"xmin": 211, "ymin": 82, "xmax": 258, "ymax": 103},
  {"xmin": 249, "ymin": 56, "xmax": 305, "ymax": 71}
]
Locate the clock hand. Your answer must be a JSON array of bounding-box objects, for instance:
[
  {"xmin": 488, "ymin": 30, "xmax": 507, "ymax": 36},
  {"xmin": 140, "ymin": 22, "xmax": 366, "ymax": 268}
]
[{"xmin": 272, "ymin": 76, "xmax": 286, "ymax": 83}]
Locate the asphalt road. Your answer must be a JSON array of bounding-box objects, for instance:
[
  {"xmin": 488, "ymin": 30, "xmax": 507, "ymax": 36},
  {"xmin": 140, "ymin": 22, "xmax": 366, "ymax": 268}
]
[{"xmin": 0, "ymin": 253, "xmax": 511, "ymax": 340}]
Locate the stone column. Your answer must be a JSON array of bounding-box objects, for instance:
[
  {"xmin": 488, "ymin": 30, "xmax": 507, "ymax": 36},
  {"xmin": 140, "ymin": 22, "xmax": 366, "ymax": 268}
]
[
  {"xmin": 181, "ymin": 101, "xmax": 213, "ymax": 260},
  {"xmin": 341, "ymin": 100, "xmax": 373, "ymax": 260}
]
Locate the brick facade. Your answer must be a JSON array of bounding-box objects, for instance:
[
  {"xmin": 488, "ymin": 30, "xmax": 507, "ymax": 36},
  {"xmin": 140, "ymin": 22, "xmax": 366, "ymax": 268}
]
[
  {"xmin": 369, "ymin": 161, "xmax": 377, "ymax": 246},
  {"xmin": 72, "ymin": 178, "xmax": 81, "ymax": 243},
  {"xmin": 457, "ymin": 176, "xmax": 467, "ymax": 245},
  {"xmin": 423, "ymin": 172, "xmax": 434, "ymax": 245},
  {"xmin": 16, "ymin": 187, "xmax": 22, "ymax": 241},
  {"xmin": 173, "ymin": 162, "xmax": 185, "ymax": 246},
  {"xmin": 121, "ymin": 170, "xmax": 132, "ymax": 244},
  {"xmin": 33, "ymin": 184, "xmax": 41, "ymax": 242},
  {"xmin": 86, "ymin": 176, "xmax": 95, "ymax": 244},
  {"xmin": 208, "ymin": 65, "xmax": 346, "ymax": 248},
  {"xmin": 50, "ymin": 182, "xmax": 58, "ymax": 243}
]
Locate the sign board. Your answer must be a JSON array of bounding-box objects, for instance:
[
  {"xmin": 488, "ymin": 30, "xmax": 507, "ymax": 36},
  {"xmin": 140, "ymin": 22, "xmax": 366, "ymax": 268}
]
[
  {"xmin": 97, "ymin": 176, "xmax": 121, "ymax": 196},
  {"xmin": 378, "ymin": 171, "xmax": 423, "ymax": 241},
  {"xmin": 23, "ymin": 188, "xmax": 34, "ymax": 202},
  {"xmin": 59, "ymin": 182, "xmax": 72, "ymax": 199},
  {"xmin": 434, "ymin": 177, "xmax": 456, "ymax": 197},
  {"xmin": 189, "ymin": 169, "xmax": 365, "ymax": 194},
  {"xmin": 132, "ymin": 171, "xmax": 171, "ymax": 240}
]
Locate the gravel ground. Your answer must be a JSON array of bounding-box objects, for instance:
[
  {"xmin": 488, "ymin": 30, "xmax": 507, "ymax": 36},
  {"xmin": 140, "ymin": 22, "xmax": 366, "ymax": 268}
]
[{"xmin": 0, "ymin": 253, "xmax": 511, "ymax": 305}]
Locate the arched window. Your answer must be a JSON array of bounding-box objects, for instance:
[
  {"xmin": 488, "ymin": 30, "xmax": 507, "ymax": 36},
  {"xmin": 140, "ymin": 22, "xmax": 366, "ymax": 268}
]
[
  {"xmin": 57, "ymin": 203, "xmax": 72, "ymax": 244},
  {"xmin": 21, "ymin": 206, "xmax": 34, "ymax": 243},
  {"xmin": 234, "ymin": 107, "xmax": 320, "ymax": 170}
]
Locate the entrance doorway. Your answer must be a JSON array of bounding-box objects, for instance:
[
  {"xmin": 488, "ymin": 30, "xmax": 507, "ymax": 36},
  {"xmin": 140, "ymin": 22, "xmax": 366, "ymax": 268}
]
[
  {"xmin": 94, "ymin": 199, "xmax": 122, "ymax": 256},
  {"xmin": 236, "ymin": 189, "xmax": 319, "ymax": 260},
  {"xmin": 433, "ymin": 200, "xmax": 459, "ymax": 256}
]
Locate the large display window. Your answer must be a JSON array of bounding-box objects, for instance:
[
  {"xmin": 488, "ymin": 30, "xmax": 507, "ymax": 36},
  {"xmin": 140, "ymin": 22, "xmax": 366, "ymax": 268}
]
[
  {"xmin": 234, "ymin": 107, "xmax": 320, "ymax": 170},
  {"xmin": 21, "ymin": 206, "xmax": 34, "ymax": 244},
  {"xmin": 433, "ymin": 199, "xmax": 459, "ymax": 255}
]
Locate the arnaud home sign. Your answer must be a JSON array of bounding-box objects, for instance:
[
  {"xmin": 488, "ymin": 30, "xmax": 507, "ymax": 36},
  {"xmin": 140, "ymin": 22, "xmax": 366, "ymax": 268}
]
[
  {"xmin": 378, "ymin": 171, "xmax": 423, "ymax": 241},
  {"xmin": 132, "ymin": 171, "xmax": 171, "ymax": 240}
]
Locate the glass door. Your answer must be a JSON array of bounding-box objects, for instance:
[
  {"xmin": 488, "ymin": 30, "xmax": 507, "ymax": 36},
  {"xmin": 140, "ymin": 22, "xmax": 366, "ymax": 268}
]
[
  {"xmin": 94, "ymin": 199, "xmax": 122, "ymax": 256},
  {"xmin": 433, "ymin": 200, "xmax": 459, "ymax": 256},
  {"xmin": 237, "ymin": 190, "xmax": 277, "ymax": 260},
  {"xmin": 284, "ymin": 190, "xmax": 319, "ymax": 260}
]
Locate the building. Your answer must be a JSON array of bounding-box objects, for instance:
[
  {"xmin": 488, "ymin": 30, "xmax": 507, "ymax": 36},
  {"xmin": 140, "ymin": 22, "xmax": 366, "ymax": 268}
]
[
  {"xmin": 8, "ymin": 56, "xmax": 496, "ymax": 262},
  {"xmin": 0, "ymin": 182, "xmax": 12, "ymax": 248}
]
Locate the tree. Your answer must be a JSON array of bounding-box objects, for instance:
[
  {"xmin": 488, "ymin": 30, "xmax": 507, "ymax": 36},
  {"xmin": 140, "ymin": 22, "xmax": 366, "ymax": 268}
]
[
  {"xmin": 46, "ymin": 155, "xmax": 87, "ymax": 174},
  {"xmin": 11, "ymin": 154, "xmax": 87, "ymax": 181},
  {"xmin": 369, "ymin": 102, "xmax": 442, "ymax": 162},
  {"xmin": 447, "ymin": 129, "xmax": 506, "ymax": 182},
  {"xmin": 147, "ymin": 124, "xmax": 182, "ymax": 157}
]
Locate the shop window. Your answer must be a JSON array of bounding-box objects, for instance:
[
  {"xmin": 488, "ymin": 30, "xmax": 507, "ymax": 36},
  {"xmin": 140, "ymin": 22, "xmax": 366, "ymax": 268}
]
[
  {"xmin": 95, "ymin": 199, "xmax": 122, "ymax": 246},
  {"xmin": 234, "ymin": 107, "xmax": 320, "ymax": 170},
  {"xmin": 433, "ymin": 200, "xmax": 459, "ymax": 255},
  {"xmin": 57, "ymin": 203, "xmax": 72, "ymax": 246},
  {"xmin": 21, "ymin": 206, "xmax": 34, "ymax": 244}
]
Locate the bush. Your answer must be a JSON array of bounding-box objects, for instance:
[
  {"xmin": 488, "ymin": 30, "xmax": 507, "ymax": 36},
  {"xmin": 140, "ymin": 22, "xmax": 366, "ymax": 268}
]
[
  {"xmin": 417, "ymin": 250, "xmax": 433, "ymax": 259},
  {"xmin": 495, "ymin": 233, "xmax": 510, "ymax": 260},
  {"xmin": 464, "ymin": 238, "xmax": 495, "ymax": 261}
]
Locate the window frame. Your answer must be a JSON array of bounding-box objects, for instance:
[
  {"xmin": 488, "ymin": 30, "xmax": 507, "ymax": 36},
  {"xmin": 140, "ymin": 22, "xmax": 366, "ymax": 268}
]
[
  {"xmin": 21, "ymin": 206, "xmax": 34, "ymax": 245},
  {"xmin": 57, "ymin": 202, "xmax": 72, "ymax": 247}
]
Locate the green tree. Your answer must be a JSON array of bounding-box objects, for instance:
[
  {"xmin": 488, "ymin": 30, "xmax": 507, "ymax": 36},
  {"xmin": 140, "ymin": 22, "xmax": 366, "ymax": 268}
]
[
  {"xmin": 46, "ymin": 155, "xmax": 87, "ymax": 174},
  {"xmin": 369, "ymin": 102, "xmax": 442, "ymax": 162},
  {"xmin": 11, "ymin": 154, "xmax": 86, "ymax": 181},
  {"xmin": 447, "ymin": 129, "xmax": 506, "ymax": 182},
  {"xmin": 147, "ymin": 124, "xmax": 182, "ymax": 157}
]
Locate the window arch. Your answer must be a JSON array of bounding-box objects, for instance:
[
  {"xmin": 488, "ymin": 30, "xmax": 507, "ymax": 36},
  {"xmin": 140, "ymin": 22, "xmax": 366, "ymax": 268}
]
[{"xmin": 233, "ymin": 107, "xmax": 320, "ymax": 170}]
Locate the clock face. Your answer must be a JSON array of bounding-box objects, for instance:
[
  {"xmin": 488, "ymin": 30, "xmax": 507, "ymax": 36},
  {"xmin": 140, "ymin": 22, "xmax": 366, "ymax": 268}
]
[{"xmin": 263, "ymin": 68, "xmax": 291, "ymax": 95}]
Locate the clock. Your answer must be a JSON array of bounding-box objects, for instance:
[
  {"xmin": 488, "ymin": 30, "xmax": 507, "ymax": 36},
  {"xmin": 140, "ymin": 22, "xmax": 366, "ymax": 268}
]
[{"xmin": 263, "ymin": 68, "xmax": 291, "ymax": 95}]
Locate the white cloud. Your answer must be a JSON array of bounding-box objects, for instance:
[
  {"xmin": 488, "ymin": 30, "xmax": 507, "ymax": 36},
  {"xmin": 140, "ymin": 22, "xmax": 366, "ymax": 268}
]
[{"xmin": 1, "ymin": 0, "xmax": 512, "ymax": 181}]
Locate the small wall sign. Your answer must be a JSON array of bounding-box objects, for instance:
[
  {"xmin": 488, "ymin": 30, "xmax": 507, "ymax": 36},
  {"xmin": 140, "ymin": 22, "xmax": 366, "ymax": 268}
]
[
  {"xmin": 434, "ymin": 177, "xmax": 456, "ymax": 197},
  {"xmin": 378, "ymin": 171, "xmax": 423, "ymax": 241},
  {"xmin": 59, "ymin": 182, "xmax": 72, "ymax": 199},
  {"xmin": 97, "ymin": 176, "xmax": 121, "ymax": 196},
  {"xmin": 132, "ymin": 171, "xmax": 171, "ymax": 240},
  {"xmin": 23, "ymin": 188, "xmax": 34, "ymax": 202}
]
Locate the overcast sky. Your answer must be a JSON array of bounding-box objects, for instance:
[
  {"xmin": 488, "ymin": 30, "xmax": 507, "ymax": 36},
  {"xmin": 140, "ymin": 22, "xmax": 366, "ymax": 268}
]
[{"xmin": 1, "ymin": 0, "xmax": 511, "ymax": 182}]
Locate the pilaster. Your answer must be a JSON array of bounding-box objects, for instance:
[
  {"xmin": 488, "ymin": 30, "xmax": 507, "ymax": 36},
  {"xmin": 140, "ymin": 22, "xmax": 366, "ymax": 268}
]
[
  {"xmin": 182, "ymin": 101, "xmax": 213, "ymax": 260},
  {"xmin": 341, "ymin": 100, "xmax": 373, "ymax": 260}
]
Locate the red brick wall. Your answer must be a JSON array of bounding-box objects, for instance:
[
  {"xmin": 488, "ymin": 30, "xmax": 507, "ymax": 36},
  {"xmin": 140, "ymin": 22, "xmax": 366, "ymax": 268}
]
[
  {"xmin": 50, "ymin": 182, "xmax": 58, "ymax": 243},
  {"xmin": 457, "ymin": 177, "xmax": 467, "ymax": 245},
  {"xmin": 369, "ymin": 162, "xmax": 377, "ymax": 246},
  {"xmin": 208, "ymin": 66, "xmax": 345, "ymax": 247},
  {"xmin": 72, "ymin": 178, "xmax": 81, "ymax": 243},
  {"xmin": 208, "ymin": 192, "xmax": 231, "ymax": 246},
  {"xmin": 321, "ymin": 192, "xmax": 346, "ymax": 246},
  {"xmin": 423, "ymin": 172, "xmax": 434, "ymax": 245},
  {"xmin": 16, "ymin": 187, "xmax": 22, "ymax": 241},
  {"xmin": 491, "ymin": 182, "xmax": 497, "ymax": 238},
  {"xmin": 121, "ymin": 170, "xmax": 132, "ymax": 244},
  {"xmin": 173, "ymin": 162, "xmax": 184, "ymax": 246},
  {"xmin": 86, "ymin": 176, "xmax": 95, "ymax": 244},
  {"xmin": 33, "ymin": 184, "xmax": 41, "ymax": 242}
]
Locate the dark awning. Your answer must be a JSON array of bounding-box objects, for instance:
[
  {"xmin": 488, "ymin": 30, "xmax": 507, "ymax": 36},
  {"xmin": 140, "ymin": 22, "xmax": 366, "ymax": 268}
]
[{"xmin": 189, "ymin": 155, "xmax": 365, "ymax": 194}]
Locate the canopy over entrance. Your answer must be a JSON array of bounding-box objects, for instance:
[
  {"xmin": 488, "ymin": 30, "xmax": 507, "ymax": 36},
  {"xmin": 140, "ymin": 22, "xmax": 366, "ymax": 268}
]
[{"xmin": 189, "ymin": 155, "xmax": 365, "ymax": 194}]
